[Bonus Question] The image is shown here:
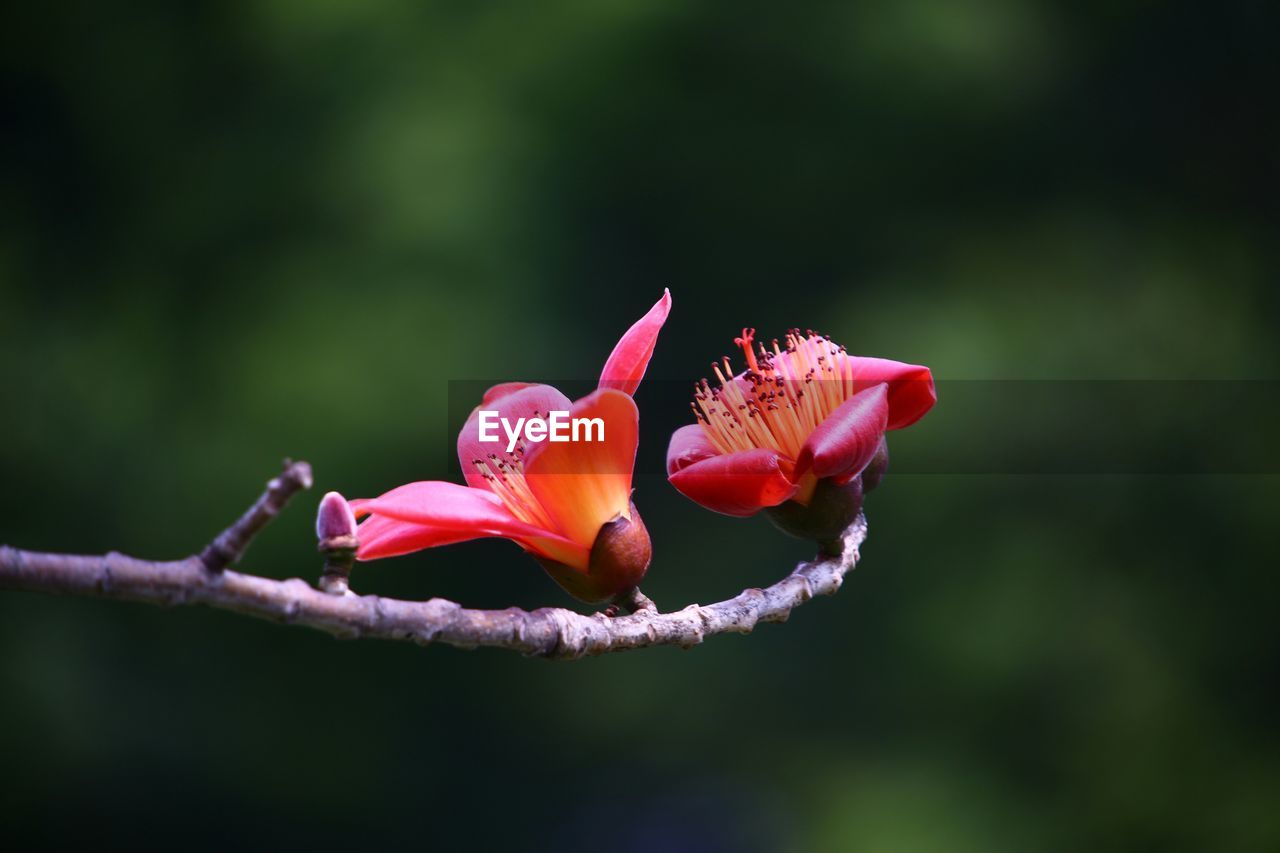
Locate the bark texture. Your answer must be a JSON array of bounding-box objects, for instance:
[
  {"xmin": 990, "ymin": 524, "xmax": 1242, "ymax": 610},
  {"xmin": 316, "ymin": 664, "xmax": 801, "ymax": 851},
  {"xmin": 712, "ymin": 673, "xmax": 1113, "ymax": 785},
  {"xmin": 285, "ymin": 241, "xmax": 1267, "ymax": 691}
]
[{"xmin": 0, "ymin": 461, "xmax": 867, "ymax": 660}]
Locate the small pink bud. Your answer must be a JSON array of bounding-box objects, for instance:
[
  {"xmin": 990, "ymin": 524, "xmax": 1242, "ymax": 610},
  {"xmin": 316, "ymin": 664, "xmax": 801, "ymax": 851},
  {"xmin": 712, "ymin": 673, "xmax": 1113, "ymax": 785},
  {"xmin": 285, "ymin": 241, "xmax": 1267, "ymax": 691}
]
[{"xmin": 315, "ymin": 491, "xmax": 358, "ymax": 546}]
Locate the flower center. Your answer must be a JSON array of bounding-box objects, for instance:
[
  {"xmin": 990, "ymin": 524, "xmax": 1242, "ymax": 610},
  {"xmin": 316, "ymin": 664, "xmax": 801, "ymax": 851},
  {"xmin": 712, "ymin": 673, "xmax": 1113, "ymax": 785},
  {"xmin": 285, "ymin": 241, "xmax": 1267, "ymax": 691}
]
[
  {"xmin": 471, "ymin": 448, "xmax": 559, "ymax": 532},
  {"xmin": 693, "ymin": 328, "xmax": 858, "ymax": 460}
]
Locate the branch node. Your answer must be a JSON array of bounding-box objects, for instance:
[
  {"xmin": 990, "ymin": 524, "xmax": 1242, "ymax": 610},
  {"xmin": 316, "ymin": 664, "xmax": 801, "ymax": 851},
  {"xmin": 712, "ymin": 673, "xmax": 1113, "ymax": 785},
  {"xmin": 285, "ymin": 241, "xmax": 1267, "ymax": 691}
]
[
  {"xmin": 99, "ymin": 553, "xmax": 115, "ymax": 594},
  {"xmin": 199, "ymin": 459, "xmax": 313, "ymax": 572},
  {"xmin": 318, "ymin": 543, "xmax": 356, "ymax": 596},
  {"xmin": 610, "ymin": 586, "xmax": 656, "ymax": 616}
]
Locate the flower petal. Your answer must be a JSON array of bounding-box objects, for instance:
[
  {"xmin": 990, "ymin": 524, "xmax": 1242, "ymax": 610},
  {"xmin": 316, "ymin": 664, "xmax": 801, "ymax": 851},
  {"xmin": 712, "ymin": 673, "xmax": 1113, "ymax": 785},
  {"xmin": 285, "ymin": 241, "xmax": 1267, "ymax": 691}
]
[
  {"xmin": 356, "ymin": 513, "xmax": 489, "ymax": 560},
  {"xmin": 523, "ymin": 388, "xmax": 639, "ymax": 549},
  {"xmin": 480, "ymin": 382, "xmax": 538, "ymax": 407},
  {"xmin": 666, "ymin": 423, "xmax": 720, "ymax": 476},
  {"xmin": 456, "ymin": 383, "xmax": 573, "ymax": 490},
  {"xmin": 355, "ymin": 480, "xmax": 588, "ymax": 567},
  {"xmin": 598, "ymin": 289, "xmax": 671, "ymax": 396},
  {"xmin": 360, "ymin": 481, "xmax": 541, "ymax": 536},
  {"xmin": 846, "ymin": 357, "xmax": 936, "ymax": 430},
  {"xmin": 795, "ymin": 383, "xmax": 889, "ymax": 481},
  {"xmin": 668, "ymin": 448, "xmax": 799, "ymax": 517}
]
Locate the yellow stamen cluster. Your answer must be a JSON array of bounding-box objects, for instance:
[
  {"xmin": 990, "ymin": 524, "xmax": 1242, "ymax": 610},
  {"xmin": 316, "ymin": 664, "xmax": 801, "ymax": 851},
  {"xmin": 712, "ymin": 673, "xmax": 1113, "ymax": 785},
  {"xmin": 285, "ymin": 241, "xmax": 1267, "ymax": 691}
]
[
  {"xmin": 693, "ymin": 329, "xmax": 861, "ymax": 460},
  {"xmin": 471, "ymin": 434, "xmax": 558, "ymax": 532}
]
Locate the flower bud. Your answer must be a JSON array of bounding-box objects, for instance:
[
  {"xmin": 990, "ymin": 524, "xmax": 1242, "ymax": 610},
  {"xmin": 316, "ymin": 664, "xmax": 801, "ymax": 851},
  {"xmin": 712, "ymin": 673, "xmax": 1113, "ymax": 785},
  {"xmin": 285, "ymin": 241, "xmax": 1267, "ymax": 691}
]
[
  {"xmin": 537, "ymin": 502, "xmax": 652, "ymax": 604},
  {"xmin": 316, "ymin": 491, "xmax": 358, "ymax": 595},
  {"xmin": 764, "ymin": 475, "xmax": 865, "ymax": 556},
  {"xmin": 315, "ymin": 491, "xmax": 358, "ymax": 549}
]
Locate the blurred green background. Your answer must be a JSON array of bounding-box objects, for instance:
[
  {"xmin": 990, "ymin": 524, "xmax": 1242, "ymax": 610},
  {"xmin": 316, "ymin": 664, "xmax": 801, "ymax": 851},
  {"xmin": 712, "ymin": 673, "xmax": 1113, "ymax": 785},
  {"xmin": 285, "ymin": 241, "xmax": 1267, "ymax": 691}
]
[{"xmin": 2, "ymin": 1, "xmax": 1277, "ymax": 850}]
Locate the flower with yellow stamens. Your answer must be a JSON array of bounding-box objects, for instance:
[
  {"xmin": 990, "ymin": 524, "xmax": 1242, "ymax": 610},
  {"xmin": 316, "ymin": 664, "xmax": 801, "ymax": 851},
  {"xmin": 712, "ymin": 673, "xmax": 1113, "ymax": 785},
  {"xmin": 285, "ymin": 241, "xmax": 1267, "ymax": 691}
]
[
  {"xmin": 667, "ymin": 328, "xmax": 934, "ymax": 550},
  {"xmin": 351, "ymin": 290, "xmax": 670, "ymax": 603}
]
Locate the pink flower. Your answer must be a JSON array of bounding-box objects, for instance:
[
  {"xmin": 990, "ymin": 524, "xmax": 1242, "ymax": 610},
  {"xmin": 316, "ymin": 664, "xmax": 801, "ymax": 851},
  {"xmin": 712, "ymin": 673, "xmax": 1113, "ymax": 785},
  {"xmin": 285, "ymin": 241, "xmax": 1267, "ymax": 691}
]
[
  {"xmin": 351, "ymin": 290, "xmax": 670, "ymax": 603},
  {"xmin": 666, "ymin": 329, "xmax": 934, "ymax": 526}
]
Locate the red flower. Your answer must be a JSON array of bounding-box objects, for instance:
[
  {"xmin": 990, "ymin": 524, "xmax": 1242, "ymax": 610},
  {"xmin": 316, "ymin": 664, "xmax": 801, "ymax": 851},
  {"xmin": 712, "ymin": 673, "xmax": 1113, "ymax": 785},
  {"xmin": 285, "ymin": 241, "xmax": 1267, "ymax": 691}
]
[
  {"xmin": 666, "ymin": 328, "xmax": 934, "ymax": 525},
  {"xmin": 351, "ymin": 290, "xmax": 671, "ymax": 602}
]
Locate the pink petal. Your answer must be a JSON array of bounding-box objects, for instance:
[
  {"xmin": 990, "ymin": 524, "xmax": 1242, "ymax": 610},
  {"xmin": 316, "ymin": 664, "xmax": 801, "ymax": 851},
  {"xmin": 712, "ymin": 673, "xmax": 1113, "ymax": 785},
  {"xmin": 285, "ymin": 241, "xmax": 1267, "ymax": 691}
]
[
  {"xmin": 481, "ymin": 382, "xmax": 538, "ymax": 406},
  {"xmin": 354, "ymin": 480, "xmax": 587, "ymax": 566},
  {"xmin": 456, "ymin": 383, "xmax": 573, "ymax": 490},
  {"xmin": 795, "ymin": 383, "xmax": 889, "ymax": 481},
  {"xmin": 359, "ymin": 481, "xmax": 534, "ymax": 532},
  {"xmin": 598, "ymin": 289, "xmax": 671, "ymax": 396},
  {"xmin": 356, "ymin": 513, "xmax": 489, "ymax": 560},
  {"xmin": 523, "ymin": 388, "xmax": 639, "ymax": 549},
  {"xmin": 668, "ymin": 448, "xmax": 799, "ymax": 517},
  {"xmin": 846, "ymin": 357, "xmax": 936, "ymax": 430},
  {"xmin": 666, "ymin": 423, "xmax": 720, "ymax": 476}
]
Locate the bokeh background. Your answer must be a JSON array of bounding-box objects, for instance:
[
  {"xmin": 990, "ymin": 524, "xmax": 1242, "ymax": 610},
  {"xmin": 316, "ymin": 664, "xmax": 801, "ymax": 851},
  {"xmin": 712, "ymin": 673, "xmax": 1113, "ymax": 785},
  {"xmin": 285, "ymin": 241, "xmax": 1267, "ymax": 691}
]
[{"xmin": 2, "ymin": 2, "xmax": 1277, "ymax": 850}]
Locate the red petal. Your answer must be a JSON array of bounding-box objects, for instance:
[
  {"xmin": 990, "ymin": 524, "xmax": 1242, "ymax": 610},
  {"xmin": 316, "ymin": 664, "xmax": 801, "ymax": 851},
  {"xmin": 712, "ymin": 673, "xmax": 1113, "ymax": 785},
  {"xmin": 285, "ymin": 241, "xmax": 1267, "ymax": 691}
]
[
  {"xmin": 523, "ymin": 389, "xmax": 639, "ymax": 548},
  {"xmin": 354, "ymin": 481, "xmax": 587, "ymax": 566},
  {"xmin": 846, "ymin": 357, "xmax": 936, "ymax": 430},
  {"xmin": 597, "ymin": 289, "xmax": 671, "ymax": 396},
  {"xmin": 666, "ymin": 423, "xmax": 720, "ymax": 476},
  {"xmin": 456, "ymin": 383, "xmax": 573, "ymax": 490},
  {"xmin": 360, "ymin": 481, "xmax": 541, "ymax": 535},
  {"xmin": 795, "ymin": 383, "xmax": 889, "ymax": 481},
  {"xmin": 668, "ymin": 448, "xmax": 798, "ymax": 517},
  {"xmin": 356, "ymin": 513, "xmax": 489, "ymax": 560}
]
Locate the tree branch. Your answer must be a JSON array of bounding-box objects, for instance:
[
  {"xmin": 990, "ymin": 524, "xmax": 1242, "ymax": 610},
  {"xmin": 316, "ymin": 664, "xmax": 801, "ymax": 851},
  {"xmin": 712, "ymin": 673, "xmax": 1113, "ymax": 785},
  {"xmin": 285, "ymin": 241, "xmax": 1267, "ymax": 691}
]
[
  {"xmin": 199, "ymin": 460, "xmax": 314, "ymax": 571},
  {"xmin": 0, "ymin": 461, "xmax": 867, "ymax": 660}
]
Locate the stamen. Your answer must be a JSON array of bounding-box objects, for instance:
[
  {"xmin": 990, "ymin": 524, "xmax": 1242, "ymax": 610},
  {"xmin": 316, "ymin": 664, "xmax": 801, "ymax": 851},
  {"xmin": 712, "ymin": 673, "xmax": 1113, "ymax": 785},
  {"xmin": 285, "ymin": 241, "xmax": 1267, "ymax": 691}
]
[
  {"xmin": 693, "ymin": 329, "xmax": 861, "ymax": 461},
  {"xmin": 734, "ymin": 327, "xmax": 759, "ymax": 373},
  {"xmin": 472, "ymin": 455, "xmax": 558, "ymax": 531}
]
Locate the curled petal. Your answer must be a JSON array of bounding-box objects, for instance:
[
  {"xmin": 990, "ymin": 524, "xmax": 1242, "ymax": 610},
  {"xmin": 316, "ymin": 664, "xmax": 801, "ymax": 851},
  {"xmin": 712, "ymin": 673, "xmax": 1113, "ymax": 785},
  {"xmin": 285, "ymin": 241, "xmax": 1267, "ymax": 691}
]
[
  {"xmin": 846, "ymin": 357, "xmax": 936, "ymax": 430},
  {"xmin": 523, "ymin": 389, "xmax": 639, "ymax": 549},
  {"xmin": 598, "ymin": 289, "xmax": 671, "ymax": 396},
  {"xmin": 666, "ymin": 423, "xmax": 720, "ymax": 476},
  {"xmin": 795, "ymin": 384, "xmax": 889, "ymax": 481},
  {"xmin": 668, "ymin": 448, "xmax": 799, "ymax": 517},
  {"xmin": 456, "ymin": 383, "xmax": 573, "ymax": 490}
]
